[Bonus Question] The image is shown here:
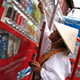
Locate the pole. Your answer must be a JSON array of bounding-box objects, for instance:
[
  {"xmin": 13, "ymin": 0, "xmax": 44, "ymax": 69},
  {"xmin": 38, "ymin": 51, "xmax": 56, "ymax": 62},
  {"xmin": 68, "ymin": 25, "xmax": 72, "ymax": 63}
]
[
  {"xmin": 28, "ymin": 22, "xmax": 46, "ymax": 80},
  {"xmin": 31, "ymin": 22, "xmax": 46, "ymax": 80},
  {"xmin": 49, "ymin": 0, "xmax": 59, "ymax": 30},
  {"xmin": 36, "ymin": 22, "xmax": 46, "ymax": 61}
]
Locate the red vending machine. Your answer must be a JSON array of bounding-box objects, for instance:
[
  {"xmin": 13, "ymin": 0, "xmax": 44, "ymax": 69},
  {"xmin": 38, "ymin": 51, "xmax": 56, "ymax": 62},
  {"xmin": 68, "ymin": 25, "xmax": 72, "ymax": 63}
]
[{"xmin": 0, "ymin": 0, "xmax": 39, "ymax": 80}]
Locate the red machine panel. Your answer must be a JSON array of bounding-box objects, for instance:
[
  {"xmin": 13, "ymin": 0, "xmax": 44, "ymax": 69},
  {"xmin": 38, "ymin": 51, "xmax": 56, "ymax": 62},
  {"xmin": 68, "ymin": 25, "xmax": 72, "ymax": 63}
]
[
  {"xmin": 0, "ymin": 21, "xmax": 37, "ymax": 80},
  {"xmin": 0, "ymin": 0, "xmax": 38, "ymax": 80}
]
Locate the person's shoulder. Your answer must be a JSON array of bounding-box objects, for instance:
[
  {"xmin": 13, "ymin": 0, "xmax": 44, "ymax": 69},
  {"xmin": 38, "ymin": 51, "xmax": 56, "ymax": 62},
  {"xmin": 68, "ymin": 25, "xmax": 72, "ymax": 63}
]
[{"xmin": 56, "ymin": 51, "xmax": 69, "ymax": 61}]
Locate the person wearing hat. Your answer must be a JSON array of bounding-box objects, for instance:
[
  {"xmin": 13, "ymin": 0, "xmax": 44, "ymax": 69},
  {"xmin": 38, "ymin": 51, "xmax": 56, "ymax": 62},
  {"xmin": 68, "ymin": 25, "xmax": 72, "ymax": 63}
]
[
  {"xmin": 30, "ymin": 0, "xmax": 78, "ymax": 80},
  {"xmin": 30, "ymin": 22, "xmax": 78, "ymax": 80}
]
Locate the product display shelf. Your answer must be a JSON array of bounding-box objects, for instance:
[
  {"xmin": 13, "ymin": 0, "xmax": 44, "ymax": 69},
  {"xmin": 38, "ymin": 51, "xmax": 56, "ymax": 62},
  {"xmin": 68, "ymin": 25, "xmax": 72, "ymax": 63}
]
[
  {"xmin": 0, "ymin": 20, "xmax": 37, "ymax": 43},
  {"xmin": 0, "ymin": 0, "xmax": 38, "ymax": 80},
  {"xmin": 12, "ymin": 0, "xmax": 38, "ymax": 26},
  {"xmin": 0, "ymin": 1, "xmax": 37, "ymax": 43}
]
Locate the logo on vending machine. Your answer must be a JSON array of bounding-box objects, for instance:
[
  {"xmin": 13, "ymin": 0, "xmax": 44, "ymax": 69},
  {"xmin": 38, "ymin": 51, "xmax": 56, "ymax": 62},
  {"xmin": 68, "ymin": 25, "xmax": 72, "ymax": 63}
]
[{"xmin": 17, "ymin": 67, "xmax": 31, "ymax": 80}]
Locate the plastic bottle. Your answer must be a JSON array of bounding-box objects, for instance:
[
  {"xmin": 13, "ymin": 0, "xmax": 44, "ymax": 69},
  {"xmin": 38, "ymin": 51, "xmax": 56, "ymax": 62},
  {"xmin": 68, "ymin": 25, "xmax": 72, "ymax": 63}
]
[
  {"xmin": 0, "ymin": 33, "xmax": 9, "ymax": 59},
  {"xmin": 2, "ymin": 0, "xmax": 7, "ymax": 7},
  {"xmin": 26, "ymin": 0, "xmax": 33, "ymax": 15}
]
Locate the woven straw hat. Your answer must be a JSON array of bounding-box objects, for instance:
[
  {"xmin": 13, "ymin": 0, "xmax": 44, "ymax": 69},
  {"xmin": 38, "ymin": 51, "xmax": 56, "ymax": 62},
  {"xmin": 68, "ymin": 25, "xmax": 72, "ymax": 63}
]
[{"xmin": 53, "ymin": 21, "xmax": 78, "ymax": 54}]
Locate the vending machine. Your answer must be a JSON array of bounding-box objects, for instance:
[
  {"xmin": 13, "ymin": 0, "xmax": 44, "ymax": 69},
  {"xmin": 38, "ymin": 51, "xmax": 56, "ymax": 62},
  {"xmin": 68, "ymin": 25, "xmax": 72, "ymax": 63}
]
[{"xmin": 0, "ymin": 0, "xmax": 40, "ymax": 80}]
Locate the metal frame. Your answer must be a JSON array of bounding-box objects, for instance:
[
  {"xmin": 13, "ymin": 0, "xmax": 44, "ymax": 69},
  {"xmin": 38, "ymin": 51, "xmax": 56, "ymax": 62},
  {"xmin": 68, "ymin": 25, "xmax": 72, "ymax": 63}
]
[
  {"xmin": 70, "ymin": 38, "xmax": 80, "ymax": 80},
  {"xmin": 66, "ymin": 38, "xmax": 80, "ymax": 80}
]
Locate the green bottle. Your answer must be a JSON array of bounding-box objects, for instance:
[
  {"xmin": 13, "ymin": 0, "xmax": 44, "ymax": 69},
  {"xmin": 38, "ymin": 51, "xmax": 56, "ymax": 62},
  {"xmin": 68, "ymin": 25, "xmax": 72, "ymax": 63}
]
[{"xmin": 2, "ymin": 0, "xmax": 7, "ymax": 7}]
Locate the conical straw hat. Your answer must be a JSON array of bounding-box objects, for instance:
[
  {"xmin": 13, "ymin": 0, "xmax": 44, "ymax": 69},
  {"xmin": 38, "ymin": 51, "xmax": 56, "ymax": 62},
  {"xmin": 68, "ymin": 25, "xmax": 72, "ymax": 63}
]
[{"xmin": 53, "ymin": 21, "xmax": 78, "ymax": 54}]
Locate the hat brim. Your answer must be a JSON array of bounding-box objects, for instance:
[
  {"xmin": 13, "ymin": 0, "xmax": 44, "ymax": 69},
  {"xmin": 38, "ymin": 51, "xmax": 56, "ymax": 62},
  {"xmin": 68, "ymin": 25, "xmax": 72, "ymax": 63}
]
[{"xmin": 53, "ymin": 21, "xmax": 78, "ymax": 54}]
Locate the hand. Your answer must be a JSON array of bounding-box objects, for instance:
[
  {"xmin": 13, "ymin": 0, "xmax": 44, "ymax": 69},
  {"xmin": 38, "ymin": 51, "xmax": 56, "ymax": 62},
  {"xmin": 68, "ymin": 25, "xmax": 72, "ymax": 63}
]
[
  {"xmin": 30, "ymin": 61, "xmax": 41, "ymax": 76},
  {"xmin": 38, "ymin": 0, "xmax": 45, "ymax": 14}
]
